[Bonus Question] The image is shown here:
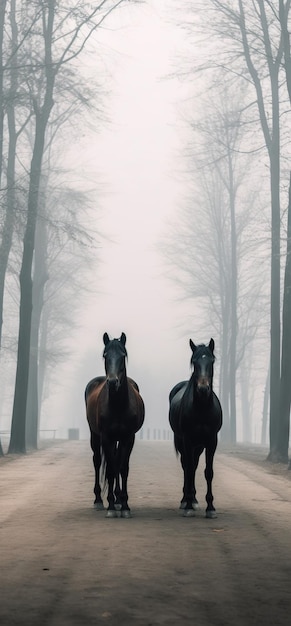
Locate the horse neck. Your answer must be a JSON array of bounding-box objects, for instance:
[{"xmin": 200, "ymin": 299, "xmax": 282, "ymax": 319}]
[
  {"xmin": 191, "ymin": 373, "xmax": 213, "ymax": 406},
  {"xmin": 108, "ymin": 370, "xmax": 129, "ymax": 406}
]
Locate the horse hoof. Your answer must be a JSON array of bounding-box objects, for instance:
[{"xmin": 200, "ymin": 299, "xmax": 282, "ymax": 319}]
[
  {"xmin": 206, "ymin": 510, "xmax": 217, "ymax": 519},
  {"xmin": 94, "ymin": 502, "xmax": 104, "ymax": 511},
  {"xmin": 106, "ymin": 509, "xmax": 118, "ymax": 518},
  {"xmin": 121, "ymin": 510, "xmax": 131, "ymax": 519},
  {"xmin": 183, "ymin": 508, "xmax": 196, "ymax": 517},
  {"xmin": 115, "ymin": 503, "xmax": 122, "ymax": 511},
  {"xmin": 180, "ymin": 500, "xmax": 198, "ymax": 510}
]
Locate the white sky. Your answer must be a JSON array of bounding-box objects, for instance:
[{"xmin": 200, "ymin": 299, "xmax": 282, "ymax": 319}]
[{"xmin": 45, "ymin": 1, "xmax": 212, "ymax": 437}]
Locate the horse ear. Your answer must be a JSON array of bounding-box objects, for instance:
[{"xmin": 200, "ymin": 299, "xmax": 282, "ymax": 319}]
[
  {"xmin": 103, "ymin": 332, "xmax": 110, "ymax": 346},
  {"xmin": 209, "ymin": 338, "xmax": 215, "ymax": 353},
  {"xmin": 120, "ymin": 332, "xmax": 126, "ymax": 346},
  {"xmin": 189, "ymin": 339, "xmax": 197, "ymax": 353}
]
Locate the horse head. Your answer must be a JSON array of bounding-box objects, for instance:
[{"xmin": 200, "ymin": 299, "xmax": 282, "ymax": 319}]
[
  {"xmin": 189, "ymin": 338, "xmax": 215, "ymax": 398},
  {"xmin": 103, "ymin": 332, "xmax": 127, "ymax": 392}
]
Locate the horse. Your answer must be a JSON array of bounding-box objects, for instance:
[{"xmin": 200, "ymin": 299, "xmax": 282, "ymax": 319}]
[
  {"xmin": 169, "ymin": 338, "xmax": 222, "ymax": 518},
  {"xmin": 85, "ymin": 332, "xmax": 145, "ymax": 518}
]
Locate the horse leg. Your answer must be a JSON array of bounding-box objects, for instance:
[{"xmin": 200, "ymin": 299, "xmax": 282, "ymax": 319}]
[
  {"xmin": 90, "ymin": 431, "xmax": 104, "ymax": 510},
  {"xmin": 179, "ymin": 451, "xmax": 194, "ymax": 509},
  {"xmin": 204, "ymin": 438, "xmax": 218, "ymax": 519},
  {"xmin": 178, "ymin": 438, "xmax": 189, "ymax": 509},
  {"xmin": 179, "ymin": 452, "xmax": 187, "ymax": 509},
  {"xmin": 114, "ymin": 444, "xmax": 122, "ymax": 509},
  {"xmin": 192, "ymin": 445, "xmax": 204, "ymax": 510},
  {"xmin": 102, "ymin": 439, "xmax": 118, "ymax": 518},
  {"xmin": 119, "ymin": 434, "xmax": 135, "ymax": 518},
  {"xmin": 179, "ymin": 442, "xmax": 202, "ymax": 511},
  {"xmin": 114, "ymin": 473, "xmax": 122, "ymax": 510},
  {"xmin": 174, "ymin": 434, "xmax": 193, "ymax": 510},
  {"xmin": 182, "ymin": 439, "xmax": 196, "ymax": 516}
]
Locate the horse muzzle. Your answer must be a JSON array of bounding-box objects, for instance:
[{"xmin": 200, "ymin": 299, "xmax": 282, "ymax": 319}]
[
  {"xmin": 106, "ymin": 376, "xmax": 120, "ymax": 391},
  {"xmin": 197, "ymin": 380, "xmax": 211, "ymax": 396}
]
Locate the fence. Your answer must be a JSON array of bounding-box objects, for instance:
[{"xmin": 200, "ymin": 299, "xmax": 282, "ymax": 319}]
[
  {"xmin": 138, "ymin": 428, "xmax": 173, "ymax": 441},
  {"xmin": 1, "ymin": 427, "xmax": 174, "ymax": 442}
]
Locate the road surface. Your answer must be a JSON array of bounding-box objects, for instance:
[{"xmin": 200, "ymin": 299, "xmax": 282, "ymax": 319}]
[{"xmin": 0, "ymin": 440, "xmax": 291, "ymax": 625}]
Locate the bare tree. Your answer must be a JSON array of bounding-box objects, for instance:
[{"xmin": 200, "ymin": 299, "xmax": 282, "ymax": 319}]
[
  {"xmin": 25, "ymin": 167, "xmax": 97, "ymax": 448},
  {"xmin": 7, "ymin": 0, "xmax": 137, "ymax": 454},
  {"xmin": 278, "ymin": 0, "xmax": 291, "ymax": 465},
  {"xmin": 0, "ymin": 0, "xmax": 7, "ymax": 455},
  {"xmin": 279, "ymin": 174, "xmax": 291, "ymax": 462},
  {"xmin": 161, "ymin": 84, "xmax": 267, "ymax": 443},
  {"xmin": 180, "ymin": 0, "xmax": 290, "ymax": 459}
]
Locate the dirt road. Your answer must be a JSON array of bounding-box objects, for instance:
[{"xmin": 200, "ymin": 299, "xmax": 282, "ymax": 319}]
[{"xmin": 0, "ymin": 440, "xmax": 291, "ymax": 626}]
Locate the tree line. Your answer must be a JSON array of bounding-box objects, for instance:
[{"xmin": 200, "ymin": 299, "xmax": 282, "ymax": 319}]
[
  {"xmin": 0, "ymin": 0, "xmax": 135, "ymax": 456},
  {"xmin": 163, "ymin": 0, "xmax": 291, "ymax": 464},
  {"xmin": 1, "ymin": 1, "xmax": 290, "ymax": 465}
]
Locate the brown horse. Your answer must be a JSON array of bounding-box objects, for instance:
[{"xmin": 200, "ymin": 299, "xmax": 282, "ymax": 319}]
[{"xmin": 85, "ymin": 332, "xmax": 145, "ymax": 518}]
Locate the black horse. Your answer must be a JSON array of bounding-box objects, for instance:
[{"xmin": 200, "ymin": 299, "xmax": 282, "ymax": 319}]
[
  {"xmin": 169, "ymin": 338, "xmax": 222, "ymax": 518},
  {"xmin": 85, "ymin": 332, "xmax": 145, "ymax": 518}
]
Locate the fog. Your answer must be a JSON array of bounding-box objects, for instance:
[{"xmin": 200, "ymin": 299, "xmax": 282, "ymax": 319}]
[
  {"xmin": 1, "ymin": 0, "xmax": 279, "ymax": 450},
  {"xmin": 41, "ymin": 1, "xmax": 210, "ymax": 440}
]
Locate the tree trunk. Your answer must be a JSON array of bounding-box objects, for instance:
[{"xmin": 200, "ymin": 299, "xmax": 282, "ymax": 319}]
[
  {"xmin": 267, "ymin": 108, "xmax": 281, "ymax": 460},
  {"xmin": 8, "ymin": 260, "xmax": 33, "ymax": 453},
  {"xmin": 38, "ymin": 303, "xmax": 49, "ymax": 408},
  {"xmin": 238, "ymin": 0, "xmax": 282, "ymax": 460},
  {"xmin": 277, "ymin": 174, "xmax": 291, "ymax": 462},
  {"xmin": 8, "ymin": 2, "xmax": 55, "ymax": 454},
  {"xmin": 261, "ymin": 363, "xmax": 270, "ymax": 446},
  {"xmin": 8, "ymin": 117, "xmax": 53, "ymax": 453},
  {"xmin": 228, "ymin": 145, "xmax": 237, "ymax": 444},
  {"xmin": 241, "ymin": 367, "xmax": 251, "ymax": 442},
  {"xmin": 25, "ymin": 328, "xmax": 39, "ymax": 450},
  {"xmin": 0, "ymin": 0, "xmax": 8, "ymax": 457},
  {"xmin": 220, "ymin": 317, "xmax": 231, "ymax": 442},
  {"xmin": 26, "ymin": 207, "xmax": 49, "ymax": 449}
]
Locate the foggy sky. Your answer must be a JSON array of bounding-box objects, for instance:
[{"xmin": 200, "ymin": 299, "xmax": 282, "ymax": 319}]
[
  {"xmin": 41, "ymin": 1, "xmax": 209, "ymax": 439},
  {"xmin": 37, "ymin": 1, "xmax": 227, "ymax": 440}
]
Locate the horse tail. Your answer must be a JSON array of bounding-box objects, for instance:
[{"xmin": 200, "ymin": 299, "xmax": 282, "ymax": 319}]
[
  {"xmin": 99, "ymin": 445, "xmax": 107, "ymax": 492},
  {"xmin": 99, "ymin": 441, "xmax": 118, "ymax": 493},
  {"xmin": 174, "ymin": 432, "xmax": 182, "ymax": 457}
]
